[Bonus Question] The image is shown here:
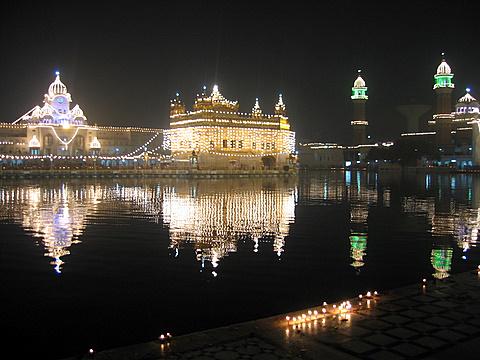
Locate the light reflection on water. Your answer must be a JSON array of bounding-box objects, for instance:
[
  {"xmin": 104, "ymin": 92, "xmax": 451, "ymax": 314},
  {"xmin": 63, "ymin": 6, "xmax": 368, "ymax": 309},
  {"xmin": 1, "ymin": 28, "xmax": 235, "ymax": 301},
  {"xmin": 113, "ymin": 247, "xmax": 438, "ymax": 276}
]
[
  {"xmin": 0, "ymin": 178, "xmax": 297, "ymax": 274},
  {"xmin": 0, "ymin": 173, "xmax": 479, "ymax": 279},
  {"xmin": 2, "ymin": 172, "xmax": 480, "ymax": 358}
]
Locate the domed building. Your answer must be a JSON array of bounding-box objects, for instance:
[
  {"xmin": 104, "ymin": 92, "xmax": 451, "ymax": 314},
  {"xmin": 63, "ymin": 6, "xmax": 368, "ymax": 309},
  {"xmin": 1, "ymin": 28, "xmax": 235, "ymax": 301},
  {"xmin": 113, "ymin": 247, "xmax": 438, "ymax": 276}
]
[
  {"xmin": 0, "ymin": 72, "xmax": 164, "ymax": 162},
  {"xmin": 400, "ymin": 55, "xmax": 479, "ymax": 168},
  {"xmin": 166, "ymin": 85, "xmax": 296, "ymax": 170}
]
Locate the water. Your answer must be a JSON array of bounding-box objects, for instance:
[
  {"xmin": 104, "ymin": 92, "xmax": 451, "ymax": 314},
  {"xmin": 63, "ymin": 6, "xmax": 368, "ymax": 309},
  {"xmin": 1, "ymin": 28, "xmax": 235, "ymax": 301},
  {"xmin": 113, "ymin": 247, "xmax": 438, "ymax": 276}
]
[{"xmin": 1, "ymin": 171, "xmax": 479, "ymax": 358}]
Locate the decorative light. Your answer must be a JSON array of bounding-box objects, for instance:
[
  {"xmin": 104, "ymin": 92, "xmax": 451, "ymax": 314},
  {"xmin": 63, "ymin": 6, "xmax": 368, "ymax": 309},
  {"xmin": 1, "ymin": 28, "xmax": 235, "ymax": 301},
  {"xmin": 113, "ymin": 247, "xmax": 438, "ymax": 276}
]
[
  {"xmin": 90, "ymin": 136, "xmax": 101, "ymax": 149},
  {"xmin": 28, "ymin": 135, "xmax": 40, "ymax": 148}
]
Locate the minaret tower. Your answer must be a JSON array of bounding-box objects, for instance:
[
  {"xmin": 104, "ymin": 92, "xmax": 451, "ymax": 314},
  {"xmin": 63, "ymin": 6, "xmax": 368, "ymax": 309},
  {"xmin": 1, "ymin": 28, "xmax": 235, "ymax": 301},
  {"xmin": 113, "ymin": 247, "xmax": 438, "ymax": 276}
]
[
  {"xmin": 351, "ymin": 70, "xmax": 368, "ymax": 145},
  {"xmin": 432, "ymin": 53, "xmax": 455, "ymax": 147}
]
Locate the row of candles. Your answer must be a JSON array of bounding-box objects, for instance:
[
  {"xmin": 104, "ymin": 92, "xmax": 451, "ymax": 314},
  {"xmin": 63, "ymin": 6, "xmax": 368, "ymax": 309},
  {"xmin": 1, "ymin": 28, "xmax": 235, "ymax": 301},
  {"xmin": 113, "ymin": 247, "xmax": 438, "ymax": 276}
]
[
  {"xmin": 87, "ymin": 333, "xmax": 173, "ymax": 357},
  {"xmin": 86, "ymin": 268, "xmax": 480, "ymax": 356},
  {"xmin": 286, "ymin": 268, "xmax": 480, "ymax": 328},
  {"xmin": 285, "ymin": 290, "xmax": 379, "ymax": 326}
]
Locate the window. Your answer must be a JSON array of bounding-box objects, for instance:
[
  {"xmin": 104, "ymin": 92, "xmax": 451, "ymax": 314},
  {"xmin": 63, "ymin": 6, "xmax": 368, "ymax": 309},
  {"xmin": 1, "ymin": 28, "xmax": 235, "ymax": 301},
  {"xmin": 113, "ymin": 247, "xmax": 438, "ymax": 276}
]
[
  {"xmin": 223, "ymin": 140, "xmax": 228, "ymax": 148},
  {"xmin": 44, "ymin": 134, "xmax": 53, "ymax": 146},
  {"xmin": 252, "ymin": 142, "xmax": 256, "ymax": 149},
  {"xmin": 209, "ymin": 141, "xmax": 214, "ymax": 149},
  {"xmin": 230, "ymin": 140, "xmax": 236, "ymax": 148},
  {"xmin": 238, "ymin": 140, "xmax": 243, "ymax": 149}
]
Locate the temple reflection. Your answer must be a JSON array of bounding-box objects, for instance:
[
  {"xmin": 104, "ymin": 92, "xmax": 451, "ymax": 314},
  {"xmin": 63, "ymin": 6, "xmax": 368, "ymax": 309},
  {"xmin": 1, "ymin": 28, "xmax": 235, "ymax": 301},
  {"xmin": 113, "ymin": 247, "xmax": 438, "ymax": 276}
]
[
  {"xmin": 0, "ymin": 178, "xmax": 297, "ymax": 273},
  {"xmin": 162, "ymin": 179, "xmax": 296, "ymax": 272},
  {"xmin": 0, "ymin": 184, "xmax": 101, "ymax": 273},
  {"xmin": 2, "ymin": 172, "xmax": 480, "ymax": 277}
]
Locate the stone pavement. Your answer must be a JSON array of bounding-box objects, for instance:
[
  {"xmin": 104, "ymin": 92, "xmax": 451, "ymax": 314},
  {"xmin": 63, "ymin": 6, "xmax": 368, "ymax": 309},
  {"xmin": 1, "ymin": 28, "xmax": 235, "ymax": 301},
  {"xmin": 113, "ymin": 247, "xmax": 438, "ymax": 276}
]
[{"xmin": 66, "ymin": 269, "xmax": 480, "ymax": 360}]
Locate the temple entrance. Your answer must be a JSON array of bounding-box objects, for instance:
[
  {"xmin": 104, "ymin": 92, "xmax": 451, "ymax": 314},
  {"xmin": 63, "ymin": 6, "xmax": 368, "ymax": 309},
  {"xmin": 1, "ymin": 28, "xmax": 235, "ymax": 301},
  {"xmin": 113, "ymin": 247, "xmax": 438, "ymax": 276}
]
[{"xmin": 261, "ymin": 155, "xmax": 276, "ymax": 169}]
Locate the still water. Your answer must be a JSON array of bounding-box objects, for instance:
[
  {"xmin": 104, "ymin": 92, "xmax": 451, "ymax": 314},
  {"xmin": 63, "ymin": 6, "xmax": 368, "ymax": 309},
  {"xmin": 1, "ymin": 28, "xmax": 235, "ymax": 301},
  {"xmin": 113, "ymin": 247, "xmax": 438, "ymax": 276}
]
[{"xmin": 1, "ymin": 171, "xmax": 479, "ymax": 358}]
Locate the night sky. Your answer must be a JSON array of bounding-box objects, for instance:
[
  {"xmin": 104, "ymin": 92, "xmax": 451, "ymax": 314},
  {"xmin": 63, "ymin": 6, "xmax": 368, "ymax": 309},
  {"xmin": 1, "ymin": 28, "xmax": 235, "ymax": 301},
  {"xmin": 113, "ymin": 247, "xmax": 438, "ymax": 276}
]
[{"xmin": 1, "ymin": 1, "xmax": 479, "ymax": 144}]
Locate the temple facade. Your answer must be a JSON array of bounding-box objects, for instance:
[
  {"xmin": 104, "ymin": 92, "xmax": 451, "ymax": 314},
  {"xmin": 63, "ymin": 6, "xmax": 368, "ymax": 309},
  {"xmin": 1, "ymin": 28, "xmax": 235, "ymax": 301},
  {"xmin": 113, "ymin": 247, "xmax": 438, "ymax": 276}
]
[
  {"xmin": 0, "ymin": 72, "xmax": 163, "ymax": 161},
  {"xmin": 166, "ymin": 85, "xmax": 296, "ymax": 170}
]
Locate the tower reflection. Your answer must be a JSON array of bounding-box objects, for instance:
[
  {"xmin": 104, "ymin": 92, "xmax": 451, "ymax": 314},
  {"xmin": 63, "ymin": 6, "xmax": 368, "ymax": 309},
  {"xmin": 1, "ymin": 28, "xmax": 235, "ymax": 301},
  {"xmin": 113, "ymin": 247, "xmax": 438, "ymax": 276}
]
[
  {"xmin": 402, "ymin": 174, "xmax": 479, "ymax": 279},
  {"xmin": 297, "ymin": 171, "xmax": 384, "ymax": 273}
]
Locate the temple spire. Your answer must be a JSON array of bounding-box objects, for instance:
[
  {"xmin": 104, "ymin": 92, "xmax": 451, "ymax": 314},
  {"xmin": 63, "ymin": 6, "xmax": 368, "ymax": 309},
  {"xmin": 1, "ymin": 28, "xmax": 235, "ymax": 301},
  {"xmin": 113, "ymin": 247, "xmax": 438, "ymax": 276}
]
[
  {"xmin": 275, "ymin": 94, "xmax": 286, "ymax": 116},
  {"xmin": 252, "ymin": 97, "xmax": 262, "ymax": 117}
]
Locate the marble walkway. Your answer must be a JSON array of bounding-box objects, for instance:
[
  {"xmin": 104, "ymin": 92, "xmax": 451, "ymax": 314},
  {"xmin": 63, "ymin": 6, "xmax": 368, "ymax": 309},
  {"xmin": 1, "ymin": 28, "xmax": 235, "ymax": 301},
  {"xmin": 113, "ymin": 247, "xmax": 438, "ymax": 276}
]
[{"xmin": 65, "ymin": 269, "xmax": 480, "ymax": 360}]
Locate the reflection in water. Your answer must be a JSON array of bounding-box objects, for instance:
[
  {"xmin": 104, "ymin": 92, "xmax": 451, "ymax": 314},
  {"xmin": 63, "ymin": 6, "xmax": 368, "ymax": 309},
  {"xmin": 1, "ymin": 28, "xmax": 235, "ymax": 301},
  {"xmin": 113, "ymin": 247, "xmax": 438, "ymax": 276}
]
[
  {"xmin": 0, "ymin": 184, "xmax": 101, "ymax": 273},
  {"xmin": 0, "ymin": 179, "xmax": 296, "ymax": 273},
  {"xmin": 1, "ymin": 172, "xmax": 480, "ymax": 279},
  {"xmin": 402, "ymin": 174, "xmax": 480, "ymax": 279},
  {"xmin": 162, "ymin": 181, "xmax": 296, "ymax": 272},
  {"xmin": 347, "ymin": 171, "xmax": 378, "ymax": 272},
  {"xmin": 431, "ymin": 248, "xmax": 453, "ymax": 280},
  {"xmin": 297, "ymin": 171, "xmax": 381, "ymax": 273}
]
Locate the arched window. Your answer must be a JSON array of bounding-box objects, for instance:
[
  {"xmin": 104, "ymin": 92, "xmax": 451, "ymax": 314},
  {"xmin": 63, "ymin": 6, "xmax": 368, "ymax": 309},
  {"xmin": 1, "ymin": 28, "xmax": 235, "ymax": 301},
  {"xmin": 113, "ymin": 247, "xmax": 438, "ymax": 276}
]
[
  {"xmin": 44, "ymin": 134, "xmax": 53, "ymax": 146},
  {"xmin": 76, "ymin": 135, "xmax": 85, "ymax": 149}
]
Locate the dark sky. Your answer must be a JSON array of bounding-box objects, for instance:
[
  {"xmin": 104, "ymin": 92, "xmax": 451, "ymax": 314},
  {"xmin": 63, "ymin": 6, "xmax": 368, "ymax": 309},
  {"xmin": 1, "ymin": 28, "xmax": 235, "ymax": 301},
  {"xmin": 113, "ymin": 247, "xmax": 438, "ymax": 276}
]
[{"xmin": 1, "ymin": 1, "xmax": 479, "ymax": 144}]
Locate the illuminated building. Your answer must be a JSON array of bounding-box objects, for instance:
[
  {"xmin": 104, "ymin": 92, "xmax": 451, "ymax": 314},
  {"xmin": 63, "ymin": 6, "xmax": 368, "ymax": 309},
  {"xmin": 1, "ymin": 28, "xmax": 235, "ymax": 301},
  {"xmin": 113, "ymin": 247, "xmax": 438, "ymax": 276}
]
[
  {"xmin": 0, "ymin": 72, "xmax": 163, "ymax": 160},
  {"xmin": 166, "ymin": 85, "xmax": 296, "ymax": 170},
  {"xmin": 427, "ymin": 57, "xmax": 479, "ymax": 158},
  {"xmin": 399, "ymin": 55, "xmax": 478, "ymax": 167},
  {"xmin": 351, "ymin": 70, "xmax": 368, "ymax": 146},
  {"xmin": 430, "ymin": 55, "xmax": 455, "ymax": 146},
  {"xmin": 297, "ymin": 142, "xmax": 345, "ymax": 169}
]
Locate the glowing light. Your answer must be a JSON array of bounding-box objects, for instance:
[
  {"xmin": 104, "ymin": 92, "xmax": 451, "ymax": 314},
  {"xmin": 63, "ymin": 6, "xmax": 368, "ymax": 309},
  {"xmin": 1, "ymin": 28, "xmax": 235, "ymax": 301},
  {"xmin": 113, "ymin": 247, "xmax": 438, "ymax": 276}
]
[
  {"xmin": 28, "ymin": 135, "xmax": 40, "ymax": 148},
  {"xmin": 167, "ymin": 85, "xmax": 295, "ymax": 169},
  {"xmin": 90, "ymin": 136, "xmax": 101, "ymax": 149}
]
